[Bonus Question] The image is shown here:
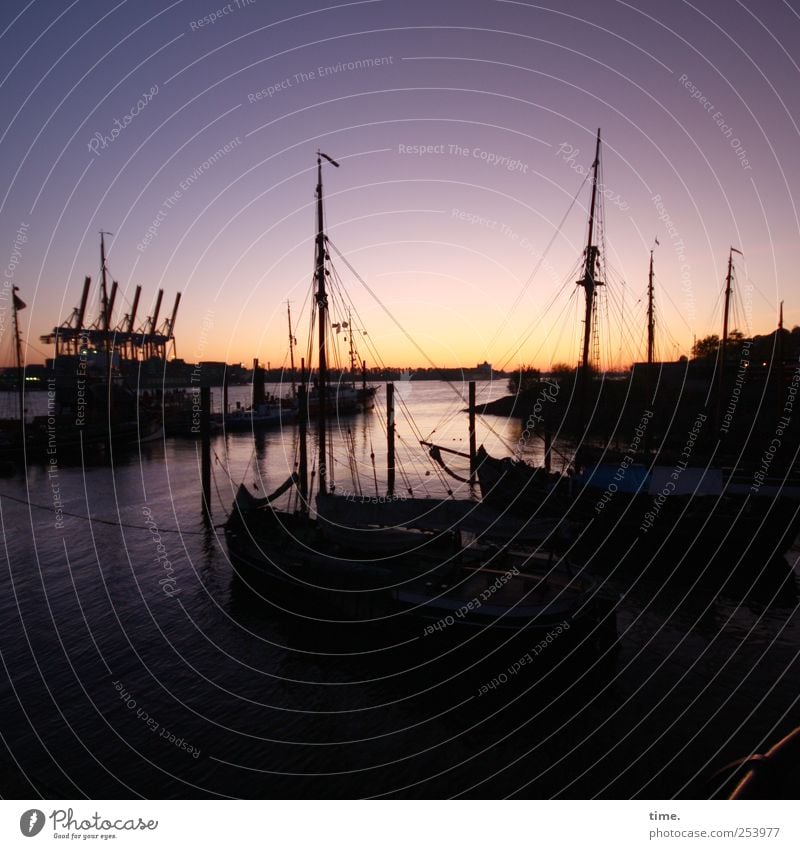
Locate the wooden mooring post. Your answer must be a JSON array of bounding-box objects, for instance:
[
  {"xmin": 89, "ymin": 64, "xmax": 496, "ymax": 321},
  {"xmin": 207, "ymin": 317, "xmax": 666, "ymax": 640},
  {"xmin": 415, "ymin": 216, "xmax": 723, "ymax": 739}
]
[
  {"xmin": 200, "ymin": 384, "xmax": 211, "ymax": 521},
  {"xmin": 387, "ymin": 382, "xmax": 395, "ymax": 497},
  {"xmin": 468, "ymin": 380, "xmax": 477, "ymax": 487}
]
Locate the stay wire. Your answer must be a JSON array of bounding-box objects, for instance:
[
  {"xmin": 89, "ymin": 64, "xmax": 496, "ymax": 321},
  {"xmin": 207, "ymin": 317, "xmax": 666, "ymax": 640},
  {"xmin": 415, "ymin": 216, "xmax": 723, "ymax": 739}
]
[
  {"xmin": 0, "ymin": 491, "xmax": 220, "ymax": 533},
  {"xmin": 483, "ymin": 171, "xmax": 593, "ymax": 357}
]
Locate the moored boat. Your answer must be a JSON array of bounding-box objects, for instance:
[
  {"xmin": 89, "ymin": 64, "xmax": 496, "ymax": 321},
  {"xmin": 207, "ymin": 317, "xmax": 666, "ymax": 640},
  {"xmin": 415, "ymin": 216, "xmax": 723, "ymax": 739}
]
[
  {"xmin": 225, "ymin": 151, "xmax": 617, "ymax": 657},
  {"xmin": 472, "ymin": 132, "xmax": 800, "ymax": 567},
  {"xmin": 223, "ymin": 400, "xmax": 294, "ymax": 432}
]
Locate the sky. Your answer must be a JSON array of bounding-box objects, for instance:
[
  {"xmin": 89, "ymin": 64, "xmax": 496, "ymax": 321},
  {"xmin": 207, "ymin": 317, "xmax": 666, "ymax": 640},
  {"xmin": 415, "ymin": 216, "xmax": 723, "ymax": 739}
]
[{"xmin": 1, "ymin": 0, "xmax": 799, "ymax": 371}]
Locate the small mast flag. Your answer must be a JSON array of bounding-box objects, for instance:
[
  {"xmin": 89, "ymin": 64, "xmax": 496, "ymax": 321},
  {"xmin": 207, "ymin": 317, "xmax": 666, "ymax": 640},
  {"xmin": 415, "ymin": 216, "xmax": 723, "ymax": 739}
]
[{"xmin": 13, "ymin": 288, "xmax": 25, "ymax": 310}]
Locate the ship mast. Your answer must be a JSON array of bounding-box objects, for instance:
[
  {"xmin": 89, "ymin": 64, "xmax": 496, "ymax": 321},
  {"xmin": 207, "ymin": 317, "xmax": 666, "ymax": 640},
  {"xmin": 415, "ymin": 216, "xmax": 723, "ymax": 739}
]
[
  {"xmin": 576, "ymin": 128, "xmax": 603, "ymax": 439},
  {"xmin": 287, "ymin": 300, "xmax": 297, "ymax": 398},
  {"xmin": 715, "ymin": 247, "xmax": 739, "ymax": 434},
  {"xmin": 347, "ymin": 309, "xmax": 356, "ymax": 389},
  {"xmin": 315, "ymin": 151, "xmax": 339, "ymax": 495},
  {"xmin": 647, "ymin": 250, "xmax": 655, "ymax": 364},
  {"xmin": 99, "ymin": 231, "xmax": 113, "ymax": 381},
  {"xmin": 298, "ymin": 358, "xmax": 308, "ymax": 510},
  {"xmin": 12, "ymin": 287, "xmax": 25, "ymax": 422},
  {"xmin": 721, "ymin": 249, "xmax": 734, "ymax": 368},
  {"xmin": 777, "ymin": 300, "xmax": 785, "ymax": 420}
]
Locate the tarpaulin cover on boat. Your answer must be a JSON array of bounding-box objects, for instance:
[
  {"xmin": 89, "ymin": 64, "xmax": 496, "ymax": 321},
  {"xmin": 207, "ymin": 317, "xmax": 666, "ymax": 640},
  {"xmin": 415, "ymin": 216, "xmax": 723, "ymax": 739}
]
[
  {"xmin": 581, "ymin": 464, "xmax": 650, "ymax": 494},
  {"xmin": 315, "ymin": 494, "xmax": 556, "ymax": 542},
  {"xmin": 647, "ymin": 467, "xmax": 723, "ymax": 496}
]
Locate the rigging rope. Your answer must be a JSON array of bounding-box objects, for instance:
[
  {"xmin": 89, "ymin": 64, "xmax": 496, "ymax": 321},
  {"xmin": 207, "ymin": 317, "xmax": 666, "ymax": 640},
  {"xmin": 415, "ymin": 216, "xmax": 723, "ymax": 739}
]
[
  {"xmin": 484, "ymin": 171, "xmax": 592, "ymax": 359},
  {"xmin": 327, "ymin": 239, "xmax": 523, "ymax": 476},
  {"xmin": 0, "ymin": 491, "xmax": 223, "ymax": 533},
  {"xmin": 428, "ymin": 445, "xmax": 471, "ymax": 484}
]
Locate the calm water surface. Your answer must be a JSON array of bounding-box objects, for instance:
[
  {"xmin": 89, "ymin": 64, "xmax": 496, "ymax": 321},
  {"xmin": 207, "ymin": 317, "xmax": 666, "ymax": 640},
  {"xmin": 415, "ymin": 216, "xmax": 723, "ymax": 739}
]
[{"xmin": 0, "ymin": 381, "xmax": 798, "ymax": 798}]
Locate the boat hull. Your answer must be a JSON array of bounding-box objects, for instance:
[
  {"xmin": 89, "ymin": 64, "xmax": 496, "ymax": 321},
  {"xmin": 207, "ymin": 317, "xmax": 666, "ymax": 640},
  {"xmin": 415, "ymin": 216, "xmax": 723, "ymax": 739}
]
[
  {"xmin": 224, "ymin": 492, "xmax": 617, "ymax": 654},
  {"xmin": 476, "ymin": 449, "xmax": 800, "ymax": 566}
]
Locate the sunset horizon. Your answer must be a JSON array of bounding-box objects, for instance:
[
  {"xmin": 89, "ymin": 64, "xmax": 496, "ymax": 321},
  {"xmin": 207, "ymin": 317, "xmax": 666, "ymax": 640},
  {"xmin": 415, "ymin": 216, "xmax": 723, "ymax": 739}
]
[
  {"xmin": 2, "ymin": 0, "xmax": 800, "ymax": 817},
  {"xmin": 3, "ymin": 1, "xmax": 798, "ymax": 376}
]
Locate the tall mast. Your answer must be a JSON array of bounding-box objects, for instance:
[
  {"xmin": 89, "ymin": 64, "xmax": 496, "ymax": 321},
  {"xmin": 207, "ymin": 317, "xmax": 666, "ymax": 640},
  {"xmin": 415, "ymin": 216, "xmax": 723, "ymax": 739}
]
[
  {"xmin": 298, "ymin": 358, "xmax": 308, "ymax": 510},
  {"xmin": 315, "ymin": 151, "xmax": 339, "ymax": 495},
  {"xmin": 12, "ymin": 287, "xmax": 24, "ymax": 422},
  {"xmin": 100, "ymin": 232, "xmax": 112, "ymax": 344},
  {"xmin": 777, "ymin": 300, "xmax": 785, "ymax": 419},
  {"xmin": 715, "ymin": 247, "xmax": 737, "ymax": 433},
  {"xmin": 100, "ymin": 231, "xmax": 110, "ymax": 335},
  {"xmin": 75, "ymin": 276, "xmax": 91, "ymax": 356},
  {"xmin": 576, "ymin": 128, "xmax": 603, "ymax": 437},
  {"xmin": 347, "ymin": 309, "xmax": 356, "ymax": 389},
  {"xmin": 720, "ymin": 248, "xmax": 734, "ymax": 367},
  {"xmin": 99, "ymin": 231, "xmax": 113, "ymax": 382},
  {"xmin": 386, "ymin": 382, "xmax": 395, "ymax": 496},
  {"xmin": 647, "ymin": 250, "xmax": 655, "ymax": 364},
  {"xmin": 287, "ymin": 300, "xmax": 297, "ymax": 397}
]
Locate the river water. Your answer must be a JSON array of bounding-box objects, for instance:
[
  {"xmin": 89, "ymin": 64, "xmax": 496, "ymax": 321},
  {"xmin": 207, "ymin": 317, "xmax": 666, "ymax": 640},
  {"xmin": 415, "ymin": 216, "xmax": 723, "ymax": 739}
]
[{"xmin": 0, "ymin": 380, "xmax": 798, "ymax": 798}]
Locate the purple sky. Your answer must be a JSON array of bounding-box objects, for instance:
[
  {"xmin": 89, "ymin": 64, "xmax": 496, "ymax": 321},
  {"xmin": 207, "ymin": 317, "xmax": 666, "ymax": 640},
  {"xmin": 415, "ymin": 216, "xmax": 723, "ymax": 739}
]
[{"xmin": 2, "ymin": 0, "xmax": 799, "ymax": 369}]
